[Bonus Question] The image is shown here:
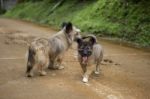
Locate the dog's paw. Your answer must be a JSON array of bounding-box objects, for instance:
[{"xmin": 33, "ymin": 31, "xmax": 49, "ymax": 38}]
[
  {"xmin": 82, "ymin": 77, "xmax": 88, "ymax": 83},
  {"xmin": 40, "ymin": 71, "xmax": 47, "ymax": 76},
  {"xmin": 26, "ymin": 73, "xmax": 34, "ymax": 77},
  {"xmin": 58, "ymin": 65, "xmax": 65, "ymax": 70},
  {"xmin": 94, "ymin": 71, "xmax": 100, "ymax": 75}
]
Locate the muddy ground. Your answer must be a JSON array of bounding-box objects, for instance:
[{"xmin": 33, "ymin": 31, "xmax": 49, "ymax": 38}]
[{"xmin": 0, "ymin": 18, "xmax": 150, "ymax": 99}]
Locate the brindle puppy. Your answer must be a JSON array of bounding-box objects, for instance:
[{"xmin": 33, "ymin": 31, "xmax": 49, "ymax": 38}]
[
  {"xmin": 26, "ymin": 22, "xmax": 81, "ymax": 77},
  {"xmin": 76, "ymin": 35, "xmax": 103, "ymax": 83}
]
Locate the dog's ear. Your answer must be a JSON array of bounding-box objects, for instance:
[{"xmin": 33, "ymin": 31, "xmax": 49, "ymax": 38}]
[
  {"xmin": 89, "ymin": 36, "xmax": 96, "ymax": 45},
  {"xmin": 65, "ymin": 22, "xmax": 73, "ymax": 34},
  {"xmin": 76, "ymin": 38, "xmax": 82, "ymax": 45},
  {"xmin": 82, "ymin": 35, "xmax": 97, "ymax": 45},
  {"xmin": 61, "ymin": 22, "xmax": 67, "ymax": 29},
  {"xmin": 82, "ymin": 36, "xmax": 89, "ymax": 39}
]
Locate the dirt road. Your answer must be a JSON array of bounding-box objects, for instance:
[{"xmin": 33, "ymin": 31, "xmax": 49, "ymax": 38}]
[{"xmin": 0, "ymin": 18, "xmax": 150, "ymax": 99}]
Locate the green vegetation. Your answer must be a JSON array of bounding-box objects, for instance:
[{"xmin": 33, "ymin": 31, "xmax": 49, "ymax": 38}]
[
  {"xmin": 0, "ymin": 6, "xmax": 6, "ymax": 14},
  {"xmin": 0, "ymin": 8, "xmax": 5, "ymax": 14},
  {"xmin": 4, "ymin": 0, "xmax": 150, "ymax": 47}
]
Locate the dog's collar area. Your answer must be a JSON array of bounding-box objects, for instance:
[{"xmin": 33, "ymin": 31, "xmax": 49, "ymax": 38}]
[{"xmin": 65, "ymin": 33, "xmax": 73, "ymax": 46}]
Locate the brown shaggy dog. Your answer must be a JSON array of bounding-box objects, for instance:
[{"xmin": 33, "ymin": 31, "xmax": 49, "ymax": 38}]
[{"xmin": 26, "ymin": 22, "xmax": 81, "ymax": 77}]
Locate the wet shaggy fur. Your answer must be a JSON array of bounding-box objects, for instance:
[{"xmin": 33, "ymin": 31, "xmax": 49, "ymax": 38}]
[
  {"xmin": 76, "ymin": 35, "xmax": 103, "ymax": 83},
  {"xmin": 26, "ymin": 22, "xmax": 81, "ymax": 77}
]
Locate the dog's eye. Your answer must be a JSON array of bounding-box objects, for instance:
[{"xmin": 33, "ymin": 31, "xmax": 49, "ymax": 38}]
[
  {"xmin": 88, "ymin": 50, "xmax": 92, "ymax": 53},
  {"xmin": 78, "ymin": 49, "xmax": 83, "ymax": 51},
  {"xmin": 86, "ymin": 47, "xmax": 90, "ymax": 50},
  {"xmin": 80, "ymin": 46, "xmax": 84, "ymax": 49},
  {"xmin": 88, "ymin": 51, "xmax": 92, "ymax": 54}
]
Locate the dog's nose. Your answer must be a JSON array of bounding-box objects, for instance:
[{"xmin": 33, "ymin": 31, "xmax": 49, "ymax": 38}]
[{"xmin": 83, "ymin": 50, "xmax": 88, "ymax": 56}]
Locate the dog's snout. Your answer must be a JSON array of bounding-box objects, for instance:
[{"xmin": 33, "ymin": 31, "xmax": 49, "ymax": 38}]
[{"xmin": 83, "ymin": 50, "xmax": 88, "ymax": 55}]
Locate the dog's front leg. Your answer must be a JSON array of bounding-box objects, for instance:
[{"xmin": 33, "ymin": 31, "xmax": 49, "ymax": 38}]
[
  {"xmin": 49, "ymin": 57, "xmax": 64, "ymax": 70},
  {"xmin": 38, "ymin": 64, "xmax": 47, "ymax": 76},
  {"xmin": 52, "ymin": 54, "xmax": 65, "ymax": 70},
  {"xmin": 82, "ymin": 65, "xmax": 93, "ymax": 83},
  {"xmin": 55, "ymin": 56, "xmax": 65, "ymax": 70},
  {"xmin": 81, "ymin": 64, "xmax": 86, "ymax": 73}
]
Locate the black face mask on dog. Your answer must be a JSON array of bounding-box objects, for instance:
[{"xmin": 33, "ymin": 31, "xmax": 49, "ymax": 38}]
[
  {"xmin": 76, "ymin": 35, "xmax": 96, "ymax": 65},
  {"xmin": 78, "ymin": 42, "xmax": 93, "ymax": 64}
]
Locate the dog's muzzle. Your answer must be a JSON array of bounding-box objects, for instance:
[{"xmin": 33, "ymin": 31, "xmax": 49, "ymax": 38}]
[{"xmin": 78, "ymin": 49, "xmax": 92, "ymax": 65}]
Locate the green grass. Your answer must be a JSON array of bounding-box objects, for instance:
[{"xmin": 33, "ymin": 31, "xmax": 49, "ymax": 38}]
[{"xmin": 4, "ymin": 0, "xmax": 150, "ymax": 47}]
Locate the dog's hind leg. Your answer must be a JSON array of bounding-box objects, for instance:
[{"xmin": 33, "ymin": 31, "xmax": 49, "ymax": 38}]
[
  {"xmin": 95, "ymin": 52, "xmax": 103, "ymax": 75},
  {"xmin": 95, "ymin": 63, "xmax": 100, "ymax": 75},
  {"xmin": 26, "ymin": 48, "xmax": 35, "ymax": 77},
  {"xmin": 26, "ymin": 62, "xmax": 34, "ymax": 77}
]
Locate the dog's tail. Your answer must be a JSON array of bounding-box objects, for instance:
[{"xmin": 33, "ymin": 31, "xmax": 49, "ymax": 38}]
[{"xmin": 26, "ymin": 47, "xmax": 35, "ymax": 73}]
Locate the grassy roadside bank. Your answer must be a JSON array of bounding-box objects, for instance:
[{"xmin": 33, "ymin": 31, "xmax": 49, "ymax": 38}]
[{"xmin": 4, "ymin": 0, "xmax": 150, "ymax": 47}]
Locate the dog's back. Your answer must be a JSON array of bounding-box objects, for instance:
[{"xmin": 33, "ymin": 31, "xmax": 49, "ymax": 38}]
[{"xmin": 48, "ymin": 31, "xmax": 68, "ymax": 57}]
